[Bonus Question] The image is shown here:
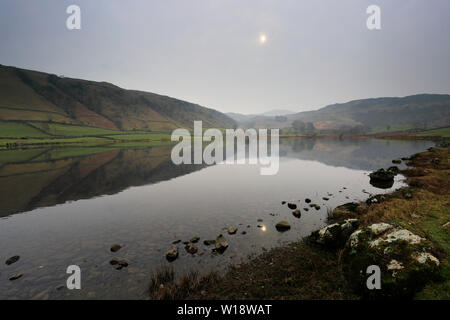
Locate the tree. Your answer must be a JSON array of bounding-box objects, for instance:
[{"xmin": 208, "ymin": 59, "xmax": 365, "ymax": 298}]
[
  {"xmin": 292, "ymin": 120, "xmax": 306, "ymax": 132},
  {"xmin": 305, "ymin": 122, "xmax": 316, "ymax": 135}
]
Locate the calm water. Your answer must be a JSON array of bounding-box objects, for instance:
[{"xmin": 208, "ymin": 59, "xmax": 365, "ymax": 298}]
[{"xmin": 0, "ymin": 138, "xmax": 434, "ymax": 299}]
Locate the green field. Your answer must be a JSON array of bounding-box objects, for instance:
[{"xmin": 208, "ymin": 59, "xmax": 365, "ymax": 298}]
[
  {"xmin": 415, "ymin": 127, "xmax": 450, "ymax": 138},
  {"xmin": 369, "ymin": 125, "xmax": 417, "ymax": 134},
  {"xmin": 0, "ymin": 121, "xmax": 176, "ymax": 149},
  {"xmin": 0, "ymin": 121, "xmax": 50, "ymax": 138},
  {"xmin": 30, "ymin": 122, "xmax": 122, "ymax": 137}
]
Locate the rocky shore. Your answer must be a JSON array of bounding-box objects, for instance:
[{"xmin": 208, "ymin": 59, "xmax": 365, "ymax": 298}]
[{"xmin": 149, "ymin": 146, "xmax": 449, "ymax": 300}]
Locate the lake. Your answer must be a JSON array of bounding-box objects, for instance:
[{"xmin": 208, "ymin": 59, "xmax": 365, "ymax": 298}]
[{"xmin": 0, "ymin": 138, "xmax": 434, "ymax": 299}]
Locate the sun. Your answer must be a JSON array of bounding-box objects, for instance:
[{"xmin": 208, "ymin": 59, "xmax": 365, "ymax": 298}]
[{"xmin": 259, "ymin": 34, "xmax": 267, "ymax": 44}]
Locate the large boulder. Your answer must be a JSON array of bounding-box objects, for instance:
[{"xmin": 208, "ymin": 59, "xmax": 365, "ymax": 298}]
[
  {"xmin": 344, "ymin": 223, "xmax": 441, "ymax": 298},
  {"xmin": 370, "ymin": 169, "xmax": 395, "ymax": 182},
  {"xmin": 369, "ymin": 169, "xmax": 395, "ymax": 189},
  {"xmin": 312, "ymin": 219, "xmax": 359, "ymax": 248}
]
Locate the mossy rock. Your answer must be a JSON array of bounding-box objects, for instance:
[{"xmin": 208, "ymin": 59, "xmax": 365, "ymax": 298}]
[
  {"xmin": 311, "ymin": 219, "xmax": 359, "ymax": 248},
  {"xmin": 343, "ymin": 223, "xmax": 441, "ymax": 299}
]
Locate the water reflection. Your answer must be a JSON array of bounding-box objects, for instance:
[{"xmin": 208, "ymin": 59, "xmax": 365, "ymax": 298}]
[
  {"xmin": 0, "ymin": 146, "xmax": 206, "ymax": 217},
  {"xmin": 0, "ymin": 138, "xmax": 433, "ymax": 218},
  {"xmin": 0, "ymin": 138, "xmax": 434, "ymax": 299}
]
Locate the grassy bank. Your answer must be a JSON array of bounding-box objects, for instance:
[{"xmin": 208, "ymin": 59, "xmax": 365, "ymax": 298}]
[
  {"xmin": 0, "ymin": 121, "xmax": 174, "ymax": 149},
  {"xmin": 148, "ymin": 147, "xmax": 449, "ymax": 300}
]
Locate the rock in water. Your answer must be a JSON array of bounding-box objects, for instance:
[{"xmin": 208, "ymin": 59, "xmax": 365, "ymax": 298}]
[
  {"xmin": 109, "ymin": 258, "xmax": 128, "ymax": 270},
  {"xmin": 110, "ymin": 244, "xmax": 122, "ymax": 252},
  {"xmin": 9, "ymin": 273, "xmax": 23, "ymax": 281},
  {"xmin": 215, "ymin": 234, "xmax": 228, "ymax": 253},
  {"xmin": 287, "ymin": 203, "xmax": 297, "ymax": 210},
  {"xmin": 165, "ymin": 246, "xmax": 179, "ymax": 262},
  {"xmin": 203, "ymin": 239, "xmax": 215, "ymax": 246},
  {"xmin": 369, "ymin": 168, "xmax": 395, "ymax": 189},
  {"xmin": 275, "ymin": 221, "xmax": 291, "ymax": 232},
  {"xmin": 5, "ymin": 255, "xmax": 20, "ymax": 265},
  {"xmin": 292, "ymin": 209, "xmax": 301, "ymax": 218},
  {"xmin": 190, "ymin": 236, "xmax": 200, "ymax": 243},
  {"xmin": 369, "ymin": 168, "xmax": 395, "ymax": 182},
  {"xmin": 392, "ymin": 159, "xmax": 402, "ymax": 164},
  {"xmin": 281, "ymin": 201, "xmax": 286, "ymax": 205},
  {"xmin": 305, "ymin": 198, "xmax": 311, "ymax": 203},
  {"xmin": 227, "ymin": 227, "xmax": 237, "ymax": 235},
  {"xmin": 185, "ymin": 242, "xmax": 198, "ymax": 254}
]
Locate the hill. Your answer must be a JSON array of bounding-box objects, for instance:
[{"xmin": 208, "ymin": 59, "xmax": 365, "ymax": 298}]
[
  {"xmin": 0, "ymin": 64, "xmax": 236, "ymax": 133},
  {"xmin": 229, "ymin": 94, "xmax": 450, "ymax": 134},
  {"xmin": 260, "ymin": 109, "xmax": 296, "ymax": 116}
]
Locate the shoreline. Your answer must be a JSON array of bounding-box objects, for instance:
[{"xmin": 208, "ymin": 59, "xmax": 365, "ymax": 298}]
[
  {"xmin": 148, "ymin": 145, "xmax": 449, "ymax": 300},
  {"xmin": 1, "ymin": 126, "xmax": 449, "ymax": 150}
]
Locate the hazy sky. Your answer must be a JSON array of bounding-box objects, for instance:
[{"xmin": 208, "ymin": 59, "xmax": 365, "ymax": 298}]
[{"xmin": 1, "ymin": 0, "xmax": 449, "ymax": 114}]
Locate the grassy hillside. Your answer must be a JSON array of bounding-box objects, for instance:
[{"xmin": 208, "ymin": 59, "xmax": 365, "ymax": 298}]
[
  {"xmin": 230, "ymin": 94, "xmax": 450, "ymax": 133},
  {"xmin": 0, "ymin": 64, "xmax": 236, "ymax": 133}
]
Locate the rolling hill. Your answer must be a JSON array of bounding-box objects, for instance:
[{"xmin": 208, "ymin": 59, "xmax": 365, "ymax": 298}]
[
  {"xmin": 229, "ymin": 94, "xmax": 450, "ymax": 133},
  {"xmin": 0, "ymin": 64, "xmax": 236, "ymax": 133}
]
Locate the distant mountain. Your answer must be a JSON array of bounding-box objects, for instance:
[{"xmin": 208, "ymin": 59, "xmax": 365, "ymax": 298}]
[
  {"xmin": 230, "ymin": 94, "xmax": 450, "ymax": 133},
  {"xmin": 0, "ymin": 64, "xmax": 236, "ymax": 131},
  {"xmin": 260, "ymin": 109, "xmax": 296, "ymax": 116}
]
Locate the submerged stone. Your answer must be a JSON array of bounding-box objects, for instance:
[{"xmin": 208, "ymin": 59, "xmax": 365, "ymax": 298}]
[
  {"xmin": 5, "ymin": 255, "xmax": 20, "ymax": 265},
  {"xmin": 275, "ymin": 221, "xmax": 291, "ymax": 232},
  {"xmin": 287, "ymin": 203, "xmax": 297, "ymax": 210},
  {"xmin": 185, "ymin": 242, "xmax": 198, "ymax": 254},
  {"xmin": 166, "ymin": 245, "xmax": 179, "ymax": 262},
  {"xmin": 110, "ymin": 244, "xmax": 122, "ymax": 252},
  {"xmin": 9, "ymin": 273, "xmax": 23, "ymax": 281},
  {"xmin": 215, "ymin": 234, "xmax": 228, "ymax": 253},
  {"xmin": 190, "ymin": 236, "xmax": 200, "ymax": 243}
]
